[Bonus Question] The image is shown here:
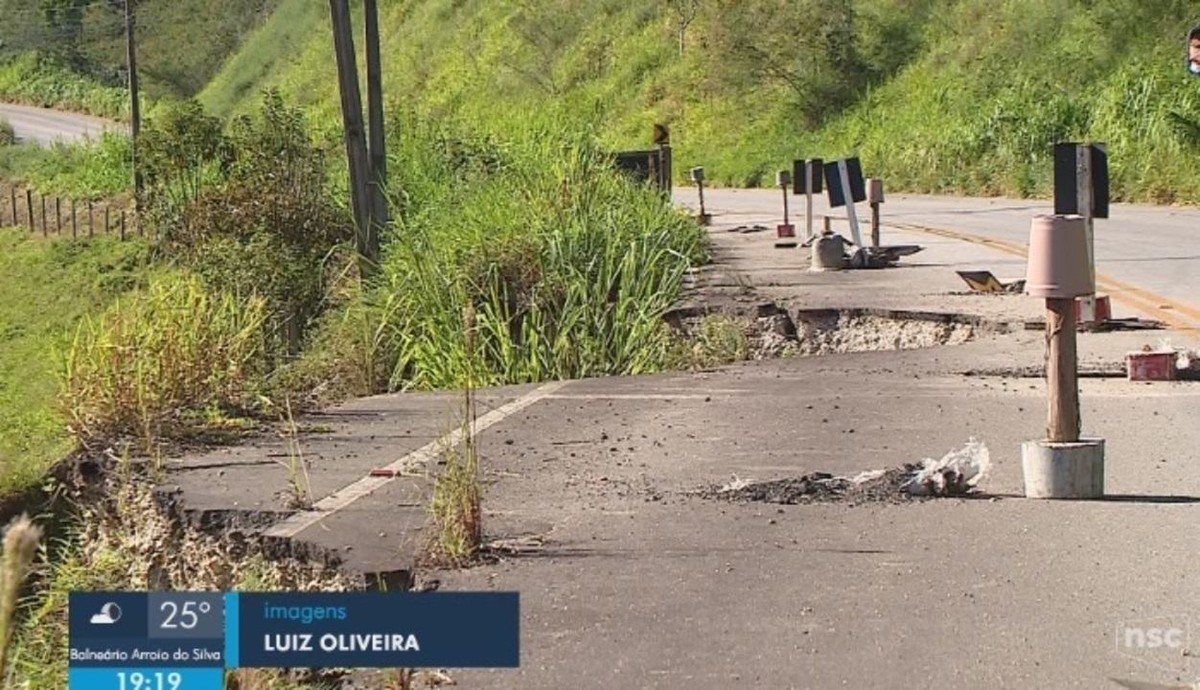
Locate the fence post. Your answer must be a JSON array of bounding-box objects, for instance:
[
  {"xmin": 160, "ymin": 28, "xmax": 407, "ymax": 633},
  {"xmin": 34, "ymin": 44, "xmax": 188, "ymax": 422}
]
[
  {"xmin": 8, "ymin": 187, "xmax": 14, "ymax": 226},
  {"xmin": 120, "ymin": 210, "xmax": 126, "ymax": 240},
  {"xmin": 55, "ymin": 197, "xmax": 61, "ymax": 234},
  {"xmin": 71, "ymin": 199, "xmax": 77, "ymax": 239},
  {"xmin": 25, "ymin": 190, "xmax": 32, "ymax": 231},
  {"xmin": 40, "ymin": 195, "xmax": 46, "ymax": 237},
  {"xmin": 88, "ymin": 202, "xmax": 94, "ymax": 237},
  {"xmin": 105, "ymin": 207, "xmax": 110, "ymax": 235}
]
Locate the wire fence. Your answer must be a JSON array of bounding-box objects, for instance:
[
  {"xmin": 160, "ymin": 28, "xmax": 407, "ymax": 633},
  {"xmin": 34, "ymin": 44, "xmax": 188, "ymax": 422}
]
[{"xmin": 0, "ymin": 182, "xmax": 139, "ymax": 240}]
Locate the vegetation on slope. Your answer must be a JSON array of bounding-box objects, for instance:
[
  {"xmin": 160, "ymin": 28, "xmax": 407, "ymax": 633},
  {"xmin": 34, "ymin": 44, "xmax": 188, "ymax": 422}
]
[
  {"xmin": 0, "ymin": 0, "xmax": 281, "ymax": 107},
  {"xmin": 203, "ymin": 0, "xmax": 1200, "ymax": 202}
]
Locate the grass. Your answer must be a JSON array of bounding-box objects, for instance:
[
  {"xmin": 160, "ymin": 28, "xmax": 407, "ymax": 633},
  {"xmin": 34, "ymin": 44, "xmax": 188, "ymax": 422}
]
[
  {"xmin": 6, "ymin": 470, "xmax": 358, "ymax": 689},
  {"xmin": 0, "ymin": 53, "xmax": 129, "ymax": 120},
  {"xmin": 0, "ymin": 230, "xmax": 154, "ymax": 496},
  {"xmin": 60, "ymin": 271, "xmax": 270, "ymax": 453},
  {"xmin": 0, "ymin": 118, "xmax": 13, "ymax": 147},
  {"xmin": 193, "ymin": 0, "xmax": 1200, "ymax": 204}
]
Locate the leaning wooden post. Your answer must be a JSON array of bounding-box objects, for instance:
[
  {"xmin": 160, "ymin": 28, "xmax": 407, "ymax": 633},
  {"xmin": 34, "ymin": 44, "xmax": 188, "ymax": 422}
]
[
  {"xmin": 1045, "ymin": 297, "xmax": 1079, "ymax": 443},
  {"xmin": 1021, "ymin": 214, "xmax": 1104, "ymax": 499}
]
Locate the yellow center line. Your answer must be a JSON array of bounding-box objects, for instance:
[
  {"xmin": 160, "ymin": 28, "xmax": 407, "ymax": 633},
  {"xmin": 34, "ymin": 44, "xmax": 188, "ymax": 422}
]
[{"xmin": 890, "ymin": 222, "xmax": 1200, "ymax": 337}]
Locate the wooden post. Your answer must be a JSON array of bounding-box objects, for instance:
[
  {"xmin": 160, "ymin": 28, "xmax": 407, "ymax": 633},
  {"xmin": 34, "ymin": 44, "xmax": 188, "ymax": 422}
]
[
  {"xmin": 125, "ymin": 0, "xmax": 144, "ymax": 204},
  {"xmin": 55, "ymin": 197, "xmax": 61, "ymax": 234},
  {"xmin": 1046, "ymin": 297, "xmax": 1081, "ymax": 443},
  {"xmin": 71, "ymin": 199, "xmax": 77, "ymax": 238},
  {"xmin": 120, "ymin": 210, "xmax": 126, "ymax": 240},
  {"xmin": 40, "ymin": 195, "xmax": 46, "ymax": 236},
  {"xmin": 8, "ymin": 187, "xmax": 14, "ymax": 226},
  {"xmin": 364, "ymin": 0, "xmax": 389, "ymax": 242},
  {"xmin": 88, "ymin": 202, "xmax": 94, "ymax": 237},
  {"xmin": 870, "ymin": 202, "xmax": 881, "ymax": 248},
  {"xmin": 25, "ymin": 190, "xmax": 32, "ymax": 231},
  {"xmin": 105, "ymin": 206, "xmax": 110, "ymax": 234},
  {"xmin": 823, "ymin": 215, "xmax": 832, "ymax": 235},
  {"xmin": 329, "ymin": 0, "xmax": 376, "ymax": 276},
  {"xmin": 697, "ymin": 179, "xmax": 706, "ymax": 217}
]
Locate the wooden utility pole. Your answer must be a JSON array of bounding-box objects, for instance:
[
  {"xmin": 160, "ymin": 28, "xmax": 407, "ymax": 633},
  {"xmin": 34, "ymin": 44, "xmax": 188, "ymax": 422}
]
[
  {"xmin": 329, "ymin": 0, "xmax": 376, "ymax": 276},
  {"xmin": 124, "ymin": 0, "xmax": 143, "ymax": 205},
  {"xmin": 1045, "ymin": 297, "xmax": 1080, "ymax": 443},
  {"xmin": 364, "ymin": 0, "xmax": 389, "ymax": 239}
]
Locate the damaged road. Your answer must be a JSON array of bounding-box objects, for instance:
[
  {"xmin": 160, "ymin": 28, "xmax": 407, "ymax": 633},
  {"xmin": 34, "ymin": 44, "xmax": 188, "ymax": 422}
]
[{"xmin": 703, "ymin": 439, "xmax": 992, "ymax": 505}]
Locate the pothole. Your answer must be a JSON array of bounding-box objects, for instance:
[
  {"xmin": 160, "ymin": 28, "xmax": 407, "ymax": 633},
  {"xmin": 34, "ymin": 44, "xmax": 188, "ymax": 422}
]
[
  {"xmin": 789, "ymin": 308, "xmax": 999, "ymax": 356},
  {"xmin": 667, "ymin": 303, "xmax": 1010, "ymax": 361},
  {"xmin": 696, "ymin": 441, "xmax": 992, "ymax": 506},
  {"xmin": 701, "ymin": 468, "xmax": 927, "ymax": 506}
]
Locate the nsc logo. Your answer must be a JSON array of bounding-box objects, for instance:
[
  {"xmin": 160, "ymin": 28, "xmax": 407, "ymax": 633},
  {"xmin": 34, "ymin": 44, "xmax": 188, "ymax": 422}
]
[{"xmin": 1116, "ymin": 616, "xmax": 1192, "ymax": 674}]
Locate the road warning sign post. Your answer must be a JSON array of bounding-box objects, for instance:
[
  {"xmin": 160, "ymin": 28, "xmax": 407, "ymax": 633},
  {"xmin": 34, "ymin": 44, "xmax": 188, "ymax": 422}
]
[
  {"xmin": 823, "ymin": 157, "xmax": 866, "ymax": 248},
  {"xmin": 793, "ymin": 158, "xmax": 823, "ymax": 241},
  {"xmin": 775, "ymin": 169, "xmax": 796, "ymax": 248},
  {"xmin": 1053, "ymin": 142, "xmax": 1108, "ymax": 326}
]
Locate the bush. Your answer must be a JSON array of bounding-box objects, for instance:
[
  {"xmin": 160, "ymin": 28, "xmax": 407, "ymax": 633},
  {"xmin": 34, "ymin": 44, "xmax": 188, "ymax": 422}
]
[
  {"xmin": 59, "ymin": 272, "xmax": 269, "ymax": 448},
  {"xmin": 0, "ymin": 118, "xmax": 13, "ymax": 147},
  {"xmin": 148, "ymin": 92, "xmax": 352, "ymax": 357},
  {"xmin": 363, "ymin": 113, "xmax": 707, "ymax": 391}
]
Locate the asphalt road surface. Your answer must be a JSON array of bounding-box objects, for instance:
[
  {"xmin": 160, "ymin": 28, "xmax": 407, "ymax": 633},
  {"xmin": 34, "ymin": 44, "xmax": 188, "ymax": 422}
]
[
  {"xmin": 0, "ymin": 102, "xmax": 123, "ymax": 146},
  {"xmin": 677, "ymin": 187, "xmax": 1200, "ymax": 333}
]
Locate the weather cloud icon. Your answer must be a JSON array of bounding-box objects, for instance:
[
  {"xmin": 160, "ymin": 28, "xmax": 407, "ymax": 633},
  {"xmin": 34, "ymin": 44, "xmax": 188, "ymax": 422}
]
[{"xmin": 90, "ymin": 602, "xmax": 122, "ymax": 625}]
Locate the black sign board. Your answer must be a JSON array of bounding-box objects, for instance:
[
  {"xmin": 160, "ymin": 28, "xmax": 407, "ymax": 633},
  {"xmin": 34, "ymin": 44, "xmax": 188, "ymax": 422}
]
[
  {"xmin": 1053, "ymin": 142, "xmax": 1109, "ymax": 219},
  {"xmin": 792, "ymin": 158, "xmax": 824, "ymax": 195},
  {"xmin": 824, "ymin": 157, "xmax": 866, "ymax": 208}
]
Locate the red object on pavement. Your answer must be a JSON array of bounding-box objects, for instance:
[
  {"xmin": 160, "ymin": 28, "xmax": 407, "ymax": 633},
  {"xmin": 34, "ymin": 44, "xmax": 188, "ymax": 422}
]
[
  {"xmin": 777, "ymin": 223, "xmax": 795, "ymax": 238},
  {"xmin": 1126, "ymin": 351, "xmax": 1176, "ymax": 382},
  {"xmin": 369, "ymin": 468, "xmax": 399, "ymax": 477},
  {"xmin": 1076, "ymin": 295, "xmax": 1112, "ymax": 323}
]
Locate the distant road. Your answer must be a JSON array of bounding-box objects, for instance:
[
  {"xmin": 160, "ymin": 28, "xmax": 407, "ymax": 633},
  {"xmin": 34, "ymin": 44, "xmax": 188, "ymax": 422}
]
[{"xmin": 0, "ymin": 102, "xmax": 123, "ymax": 146}]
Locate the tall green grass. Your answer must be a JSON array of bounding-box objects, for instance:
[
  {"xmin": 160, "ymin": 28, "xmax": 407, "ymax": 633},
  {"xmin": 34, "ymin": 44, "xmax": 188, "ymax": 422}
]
[
  {"xmin": 372, "ymin": 113, "xmax": 707, "ymax": 391},
  {"xmin": 61, "ymin": 272, "xmax": 269, "ymax": 449}
]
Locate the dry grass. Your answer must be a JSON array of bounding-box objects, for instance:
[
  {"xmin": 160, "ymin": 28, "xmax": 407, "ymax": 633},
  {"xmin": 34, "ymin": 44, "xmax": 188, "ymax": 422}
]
[
  {"xmin": 6, "ymin": 469, "xmax": 359, "ymax": 688},
  {"xmin": 59, "ymin": 271, "xmax": 269, "ymax": 452},
  {"xmin": 0, "ymin": 515, "xmax": 42, "ymax": 683},
  {"xmin": 424, "ymin": 307, "xmax": 483, "ymax": 568}
]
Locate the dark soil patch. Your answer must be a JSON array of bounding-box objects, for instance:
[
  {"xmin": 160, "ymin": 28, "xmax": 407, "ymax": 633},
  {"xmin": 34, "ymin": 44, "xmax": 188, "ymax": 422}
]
[{"xmin": 703, "ymin": 466, "xmax": 931, "ymax": 506}]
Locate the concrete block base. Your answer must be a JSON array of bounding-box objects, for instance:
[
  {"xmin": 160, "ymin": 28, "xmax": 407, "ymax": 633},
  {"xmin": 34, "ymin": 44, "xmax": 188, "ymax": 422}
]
[{"xmin": 1021, "ymin": 439, "xmax": 1105, "ymax": 499}]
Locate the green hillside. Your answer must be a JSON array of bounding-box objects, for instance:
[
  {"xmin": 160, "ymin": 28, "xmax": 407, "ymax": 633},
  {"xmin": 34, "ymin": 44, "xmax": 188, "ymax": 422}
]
[
  {"xmin": 199, "ymin": 0, "xmax": 1200, "ymax": 202},
  {"xmin": 0, "ymin": 0, "xmax": 279, "ymax": 111}
]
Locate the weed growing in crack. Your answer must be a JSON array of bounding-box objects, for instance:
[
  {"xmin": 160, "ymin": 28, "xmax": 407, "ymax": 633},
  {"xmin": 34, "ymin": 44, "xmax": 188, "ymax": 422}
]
[
  {"xmin": 425, "ymin": 306, "xmax": 483, "ymax": 568},
  {"xmin": 274, "ymin": 396, "xmax": 313, "ymax": 510}
]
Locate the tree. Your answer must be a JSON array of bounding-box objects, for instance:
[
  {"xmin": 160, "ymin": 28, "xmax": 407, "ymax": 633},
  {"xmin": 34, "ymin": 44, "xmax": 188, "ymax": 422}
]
[
  {"xmin": 700, "ymin": 0, "xmax": 868, "ymax": 127},
  {"xmin": 38, "ymin": 0, "xmax": 94, "ymax": 66},
  {"xmin": 667, "ymin": 0, "xmax": 700, "ymax": 56}
]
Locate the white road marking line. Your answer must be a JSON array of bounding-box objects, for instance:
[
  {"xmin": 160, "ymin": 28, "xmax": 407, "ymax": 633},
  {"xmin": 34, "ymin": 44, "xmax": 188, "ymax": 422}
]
[{"xmin": 263, "ymin": 379, "xmax": 570, "ymax": 539}]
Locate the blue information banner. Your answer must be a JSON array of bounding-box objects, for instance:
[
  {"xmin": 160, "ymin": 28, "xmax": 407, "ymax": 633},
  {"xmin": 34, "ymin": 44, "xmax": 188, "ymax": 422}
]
[
  {"xmin": 69, "ymin": 592, "xmax": 225, "ymax": 690},
  {"xmin": 230, "ymin": 591, "xmax": 520, "ymax": 668}
]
